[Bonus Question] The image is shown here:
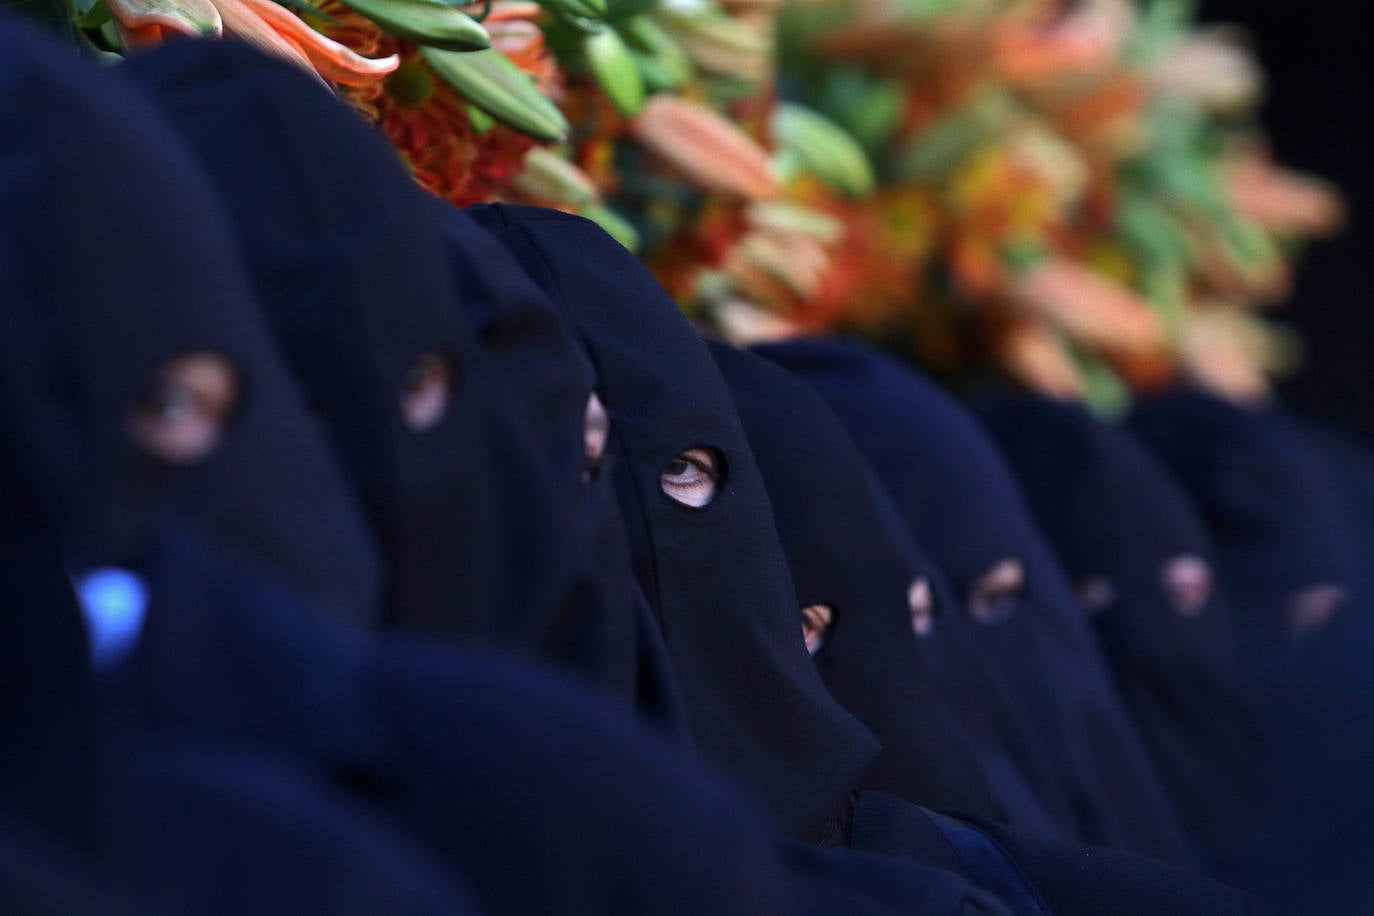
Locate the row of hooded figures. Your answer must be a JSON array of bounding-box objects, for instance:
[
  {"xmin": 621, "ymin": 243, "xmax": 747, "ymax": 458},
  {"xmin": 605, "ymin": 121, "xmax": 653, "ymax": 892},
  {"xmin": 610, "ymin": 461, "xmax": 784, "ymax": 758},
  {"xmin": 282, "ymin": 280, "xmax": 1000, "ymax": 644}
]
[{"xmin": 3, "ymin": 18, "xmax": 1372, "ymax": 916}]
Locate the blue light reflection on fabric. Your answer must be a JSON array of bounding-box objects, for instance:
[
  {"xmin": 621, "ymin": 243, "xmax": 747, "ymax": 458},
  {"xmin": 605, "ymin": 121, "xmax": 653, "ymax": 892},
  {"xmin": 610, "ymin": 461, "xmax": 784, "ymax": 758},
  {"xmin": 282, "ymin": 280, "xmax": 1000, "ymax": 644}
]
[{"xmin": 72, "ymin": 567, "xmax": 148, "ymax": 669}]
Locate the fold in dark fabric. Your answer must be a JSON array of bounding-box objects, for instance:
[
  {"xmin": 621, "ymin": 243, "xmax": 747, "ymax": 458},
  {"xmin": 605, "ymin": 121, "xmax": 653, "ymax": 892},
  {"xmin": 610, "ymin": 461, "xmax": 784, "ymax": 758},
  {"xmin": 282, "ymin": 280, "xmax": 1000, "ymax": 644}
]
[
  {"xmin": 785, "ymin": 842, "xmax": 1013, "ymax": 916},
  {"xmin": 1, "ymin": 419, "xmax": 475, "ymax": 916},
  {"xmin": 981, "ymin": 395, "xmax": 1260, "ymax": 870},
  {"xmin": 0, "ymin": 285, "xmax": 102, "ymax": 856},
  {"xmin": 1130, "ymin": 392, "xmax": 1374, "ymax": 913},
  {"xmin": 105, "ymin": 738, "xmax": 484, "ymax": 915},
  {"xmin": 709, "ymin": 340, "xmax": 1004, "ymax": 817},
  {"xmin": 468, "ymin": 204, "xmax": 881, "ymax": 841},
  {"xmin": 0, "ymin": 816, "xmax": 142, "ymax": 916},
  {"xmin": 958, "ymin": 817, "xmax": 1253, "ymax": 916},
  {"xmin": 439, "ymin": 201, "xmax": 684, "ymax": 726},
  {"xmin": 841, "ymin": 791, "xmax": 1078, "ymax": 916},
  {"xmin": 116, "ymin": 520, "xmax": 800, "ymax": 916},
  {"xmin": 123, "ymin": 40, "xmax": 620, "ymax": 686},
  {"xmin": 755, "ymin": 337, "xmax": 1194, "ymax": 864},
  {"xmin": 130, "ymin": 522, "xmax": 1013, "ymax": 916}
]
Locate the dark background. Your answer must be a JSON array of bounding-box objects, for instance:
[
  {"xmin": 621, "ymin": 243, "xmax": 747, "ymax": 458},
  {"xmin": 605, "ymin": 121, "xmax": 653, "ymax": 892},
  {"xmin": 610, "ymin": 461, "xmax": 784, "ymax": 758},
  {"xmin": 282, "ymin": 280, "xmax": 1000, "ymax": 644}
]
[{"xmin": 1200, "ymin": 1, "xmax": 1374, "ymax": 441}]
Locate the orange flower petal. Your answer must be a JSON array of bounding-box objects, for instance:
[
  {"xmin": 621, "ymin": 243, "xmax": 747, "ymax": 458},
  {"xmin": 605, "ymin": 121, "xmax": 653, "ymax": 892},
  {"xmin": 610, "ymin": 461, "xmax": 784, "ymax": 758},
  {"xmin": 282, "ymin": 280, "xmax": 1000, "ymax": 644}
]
[
  {"xmin": 713, "ymin": 296, "xmax": 802, "ymax": 346},
  {"xmin": 1005, "ymin": 257, "xmax": 1164, "ymax": 355},
  {"xmin": 1225, "ymin": 158, "xmax": 1346, "ymax": 237},
  {"xmin": 476, "ymin": 1, "xmax": 541, "ymax": 22},
  {"xmin": 1178, "ymin": 306, "xmax": 1275, "ymax": 403},
  {"xmin": 114, "ymin": 20, "xmax": 166, "ymax": 47},
  {"xmin": 210, "ymin": 0, "xmax": 325, "ymax": 83},
  {"xmin": 236, "ymin": 0, "xmax": 398, "ymax": 84},
  {"xmin": 1000, "ymin": 321, "xmax": 1085, "ymax": 398},
  {"xmin": 631, "ymin": 95, "xmax": 779, "ymax": 200},
  {"xmin": 1151, "ymin": 32, "xmax": 1261, "ymax": 113},
  {"xmin": 992, "ymin": 0, "xmax": 1131, "ymax": 83}
]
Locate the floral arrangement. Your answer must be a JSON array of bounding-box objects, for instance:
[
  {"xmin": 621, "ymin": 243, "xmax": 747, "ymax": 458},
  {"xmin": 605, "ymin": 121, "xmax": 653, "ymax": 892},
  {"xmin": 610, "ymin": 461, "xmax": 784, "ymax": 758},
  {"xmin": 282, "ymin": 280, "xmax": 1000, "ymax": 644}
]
[
  {"xmin": 760, "ymin": 0, "xmax": 1346, "ymax": 406},
  {"xmin": 33, "ymin": 0, "xmax": 1343, "ymax": 408}
]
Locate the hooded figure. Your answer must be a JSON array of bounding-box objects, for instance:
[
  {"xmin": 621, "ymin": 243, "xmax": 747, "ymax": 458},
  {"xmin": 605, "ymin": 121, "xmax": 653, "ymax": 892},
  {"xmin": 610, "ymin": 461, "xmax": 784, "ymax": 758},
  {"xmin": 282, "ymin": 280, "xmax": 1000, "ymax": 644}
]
[
  {"xmin": 7, "ymin": 27, "xmax": 872, "ymax": 916},
  {"xmin": 1, "ymin": 365, "xmax": 476, "ymax": 916},
  {"xmin": 471, "ymin": 204, "xmax": 880, "ymax": 842},
  {"xmin": 108, "ymin": 505, "xmax": 808, "ymax": 916},
  {"xmin": 1130, "ymin": 392, "xmax": 1374, "ymax": 912},
  {"xmin": 709, "ymin": 340, "xmax": 1008, "ymax": 819},
  {"xmin": 0, "ymin": 500, "xmax": 475, "ymax": 916},
  {"xmin": 1128, "ymin": 391, "xmax": 1356, "ymax": 661},
  {"xmin": 474, "ymin": 208, "xmax": 1256, "ymax": 916},
  {"xmin": 981, "ymin": 395, "xmax": 1260, "ymax": 871},
  {"xmin": 123, "ymin": 40, "xmax": 620, "ymax": 686},
  {"xmin": 435, "ymin": 214, "xmax": 1027, "ymax": 914},
  {"xmin": 755, "ymin": 337, "xmax": 1195, "ymax": 864},
  {"xmin": 439, "ymin": 201, "xmax": 685, "ymax": 728},
  {"xmin": 7, "ymin": 32, "xmax": 838, "ymax": 916},
  {"xmin": 0, "ymin": 44, "xmax": 379, "ymax": 628},
  {"xmin": 471, "ymin": 208, "xmax": 1065, "ymax": 916},
  {"xmin": 0, "ymin": 30, "xmax": 489, "ymax": 907},
  {"xmin": 0, "ymin": 538, "xmax": 477, "ymax": 916},
  {"xmin": 1, "ymin": 25, "xmax": 443, "ymax": 875}
]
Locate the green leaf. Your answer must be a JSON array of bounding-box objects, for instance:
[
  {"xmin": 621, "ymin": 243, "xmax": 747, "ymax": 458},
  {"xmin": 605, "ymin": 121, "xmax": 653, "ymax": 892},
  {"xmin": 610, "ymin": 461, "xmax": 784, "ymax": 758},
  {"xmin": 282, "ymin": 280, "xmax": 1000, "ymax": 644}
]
[
  {"xmin": 74, "ymin": 0, "xmax": 111, "ymax": 28},
  {"xmin": 620, "ymin": 16, "xmax": 691, "ymax": 89},
  {"xmin": 423, "ymin": 46, "xmax": 569, "ymax": 141},
  {"xmin": 772, "ymin": 102, "xmax": 875, "ymax": 197},
  {"xmin": 1139, "ymin": 262, "xmax": 1188, "ymax": 335},
  {"xmin": 273, "ymin": 0, "xmax": 338, "ymax": 26},
  {"xmin": 338, "ymin": 0, "xmax": 490, "ymax": 50},
  {"xmin": 465, "ymin": 103, "xmax": 494, "ymax": 133},
  {"xmin": 1073, "ymin": 348, "xmax": 1132, "ymax": 418},
  {"xmin": 1125, "ymin": 0, "xmax": 1195, "ymax": 63},
  {"xmin": 893, "ymin": 90, "xmax": 1011, "ymax": 181},
  {"xmin": 534, "ymin": 0, "xmax": 607, "ymax": 24},
  {"xmin": 584, "ymin": 26, "xmax": 644, "ymax": 116},
  {"xmin": 893, "ymin": 0, "xmax": 966, "ymax": 19},
  {"xmin": 582, "ymin": 204, "xmax": 641, "ymax": 252},
  {"xmin": 817, "ymin": 68, "xmax": 903, "ymax": 154},
  {"xmin": 604, "ymin": 0, "xmax": 654, "ymax": 21},
  {"xmin": 1115, "ymin": 190, "xmax": 1190, "ymax": 266}
]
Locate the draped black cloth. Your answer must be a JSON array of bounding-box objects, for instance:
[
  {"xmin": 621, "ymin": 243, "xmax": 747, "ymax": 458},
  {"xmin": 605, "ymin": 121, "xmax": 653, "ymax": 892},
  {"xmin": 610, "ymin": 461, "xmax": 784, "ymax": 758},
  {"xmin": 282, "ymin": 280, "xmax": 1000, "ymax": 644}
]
[
  {"xmin": 756, "ymin": 336, "xmax": 1195, "ymax": 864},
  {"xmin": 472, "ymin": 204, "xmax": 881, "ymax": 842},
  {"xmin": 125, "ymin": 41, "xmax": 619, "ymax": 686},
  {"xmin": 982, "ymin": 395, "xmax": 1260, "ymax": 870}
]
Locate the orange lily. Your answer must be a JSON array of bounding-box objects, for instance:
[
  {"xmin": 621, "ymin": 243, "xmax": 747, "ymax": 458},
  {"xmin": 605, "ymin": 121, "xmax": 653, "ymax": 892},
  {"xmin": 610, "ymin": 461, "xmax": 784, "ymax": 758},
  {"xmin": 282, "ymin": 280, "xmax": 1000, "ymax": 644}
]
[
  {"xmin": 1225, "ymin": 154, "xmax": 1346, "ymax": 238},
  {"xmin": 108, "ymin": 0, "xmax": 398, "ymax": 85},
  {"xmin": 990, "ymin": 0, "xmax": 1132, "ymax": 85},
  {"xmin": 999, "ymin": 320, "xmax": 1086, "ymax": 399},
  {"xmin": 631, "ymin": 95, "xmax": 780, "ymax": 200},
  {"xmin": 713, "ymin": 296, "xmax": 803, "ymax": 346},
  {"xmin": 1004, "ymin": 257, "xmax": 1165, "ymax": 356},
  {"xmin": 1150, "ymin": 30, "xmax": 1262, "ymax": 114},
  {"xmin": 1177, "ymin": 305, "xmax": 1287, "ymax": 403}
]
